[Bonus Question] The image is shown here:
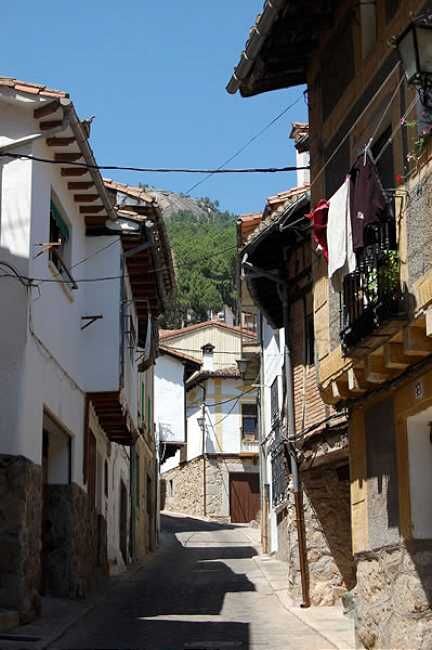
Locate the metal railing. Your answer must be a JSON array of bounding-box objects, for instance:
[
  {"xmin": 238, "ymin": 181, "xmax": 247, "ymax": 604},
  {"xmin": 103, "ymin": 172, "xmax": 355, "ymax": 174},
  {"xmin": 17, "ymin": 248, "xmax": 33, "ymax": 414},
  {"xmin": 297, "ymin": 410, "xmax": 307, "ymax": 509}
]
[
  {"xmin": 340, "ymin": 222, "xmax": 407, "ymax": 352},
  {"xmin": 269, "ymin": 421, "xmax": 290, "ymax": 507}
]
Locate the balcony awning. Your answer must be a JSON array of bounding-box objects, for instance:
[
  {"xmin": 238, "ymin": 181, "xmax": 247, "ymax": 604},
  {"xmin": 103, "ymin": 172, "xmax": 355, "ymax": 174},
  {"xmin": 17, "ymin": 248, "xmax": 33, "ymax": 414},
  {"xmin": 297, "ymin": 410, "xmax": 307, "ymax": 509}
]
[
  {"xmin": 242, "ymin": 191, "xmax": 310, "ymax": 328},
  {"xmin": 88, "ymin": 391, "xmax": 137, "ymax": 445}
]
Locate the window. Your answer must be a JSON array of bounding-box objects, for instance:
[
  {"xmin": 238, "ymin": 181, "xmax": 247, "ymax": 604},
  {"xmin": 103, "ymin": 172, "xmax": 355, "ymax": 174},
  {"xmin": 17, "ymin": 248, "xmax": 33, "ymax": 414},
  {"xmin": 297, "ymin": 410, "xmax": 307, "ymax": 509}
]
[
  {"xmin": 49, "ymin": 196, "xmax": 76, "ymax": 287},
  {"xmin": 146, "ymin": 475, "xmax": 152, "ymax": 516},
  {"xmin": 128, "ymin": 315, "xmax": 136, "ymax": 363},
  {"xmin": 321, "ymin": 18, "xmax": 355, "ymax": 121},
  {"xmin": 305, "ymin": 313, "xmax": 315, "ymax": 366},
  {"xmin": 270, "ymin": 378, "xmax": 279, "ymax": 425},
  {"xmin": 104, "ymin": 460, "xmax": 109, "ymax": 498},
  {"xmin": 241, "ymin": 403, "xmax": 258, "ymax": 438},
  {"xmin": 169, "ymin": 479, "xmax": 174, "ymax": 497}
]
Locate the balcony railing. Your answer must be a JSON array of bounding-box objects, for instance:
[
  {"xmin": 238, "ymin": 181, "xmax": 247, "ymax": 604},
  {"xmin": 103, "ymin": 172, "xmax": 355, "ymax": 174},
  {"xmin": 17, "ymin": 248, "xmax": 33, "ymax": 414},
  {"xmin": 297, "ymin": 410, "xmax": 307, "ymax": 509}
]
[
  {"xmin": 240, "ymin": 436, "xmax": 259, "ymax": 454},
  {"xmin": 340, "ymin": 222, "xmax": 408, "ymax": 353},
  {"xmin": 269, "ymin": 421, "xmax": 290, "ymax": 507}
]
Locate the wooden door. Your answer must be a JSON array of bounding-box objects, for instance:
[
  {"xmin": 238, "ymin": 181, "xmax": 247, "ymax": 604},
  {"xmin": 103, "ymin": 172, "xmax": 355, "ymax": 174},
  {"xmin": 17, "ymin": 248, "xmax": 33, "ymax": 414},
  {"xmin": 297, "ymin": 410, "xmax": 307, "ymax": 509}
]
[
  {"xmin": 119, "ymin": 480, "xmax": 128, "ymax": 564},
  {"xmin": 229, "ymin": 473, "xmax": 260, "ymax": 524}
]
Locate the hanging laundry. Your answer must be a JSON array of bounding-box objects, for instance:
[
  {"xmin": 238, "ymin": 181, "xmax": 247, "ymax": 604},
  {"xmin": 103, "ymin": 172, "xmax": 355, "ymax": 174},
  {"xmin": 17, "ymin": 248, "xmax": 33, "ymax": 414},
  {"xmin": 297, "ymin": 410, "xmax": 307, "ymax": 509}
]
[
  {"xmin": 306, "ymin": 199, "xmax": 329, "ymax": 261},
  {"xmin": 327, "ymin": 176, "xmax": 355, "ymax": 292},
  {"xmin": 349, "ymin": 153, "xmax": 392, "ymax": 251}
]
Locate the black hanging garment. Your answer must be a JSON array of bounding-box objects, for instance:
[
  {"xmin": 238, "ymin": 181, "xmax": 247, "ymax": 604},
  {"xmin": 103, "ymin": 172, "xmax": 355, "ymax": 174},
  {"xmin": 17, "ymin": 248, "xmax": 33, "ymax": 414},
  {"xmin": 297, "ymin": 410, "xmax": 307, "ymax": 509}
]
[{"xmin": 349, "ymin": 154, "xmax": 392, "ymax": 251}]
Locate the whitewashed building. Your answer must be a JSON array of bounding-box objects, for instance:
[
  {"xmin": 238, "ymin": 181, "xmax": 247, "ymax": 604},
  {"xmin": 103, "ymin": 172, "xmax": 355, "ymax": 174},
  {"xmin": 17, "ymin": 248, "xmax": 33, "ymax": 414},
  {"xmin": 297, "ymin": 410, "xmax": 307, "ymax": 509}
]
[
  {"xmin": 159, "ymin": 322, "xmax": 260, "ymax": 523},
  {"xmin": 0, "ymin": 79, "xmax": 174, "ymax": 622}
]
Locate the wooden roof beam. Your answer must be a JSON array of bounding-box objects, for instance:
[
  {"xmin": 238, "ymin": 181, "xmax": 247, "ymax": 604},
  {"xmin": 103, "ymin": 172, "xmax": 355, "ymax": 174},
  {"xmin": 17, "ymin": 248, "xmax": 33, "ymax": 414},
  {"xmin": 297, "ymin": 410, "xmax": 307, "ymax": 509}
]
[
  {"xmin": 34, "ymin": 99, "xmax": 60, "ymax": 119},
  {"xmin": 74, "ymin": 194, "xmax": 100, "ymax": 203},
  {"xmin": 54, "ymin": 152, "xmax": 83, "ymax": 162},
  {"xmin": 47, "ymin": 136, "xmax": 76, "ymax": 147},
  {"xmin": 79, "ymin": 205, "xmax": 105, "ymax": 214},
  {"xmin": 61, "ymin": 167, "xmax": 88, "ymax": 177},
  {"xmin": 68, "ymin": 181, "xmax": 95, "ymax": 190}
]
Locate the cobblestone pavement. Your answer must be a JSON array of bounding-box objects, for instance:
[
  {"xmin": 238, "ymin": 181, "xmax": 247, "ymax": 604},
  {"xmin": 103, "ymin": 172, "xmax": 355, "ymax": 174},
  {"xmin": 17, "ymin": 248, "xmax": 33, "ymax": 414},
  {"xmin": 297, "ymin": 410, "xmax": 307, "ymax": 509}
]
[{"xmin": 48, "ymin": 514, "xmax": 337, "ymax": 650}]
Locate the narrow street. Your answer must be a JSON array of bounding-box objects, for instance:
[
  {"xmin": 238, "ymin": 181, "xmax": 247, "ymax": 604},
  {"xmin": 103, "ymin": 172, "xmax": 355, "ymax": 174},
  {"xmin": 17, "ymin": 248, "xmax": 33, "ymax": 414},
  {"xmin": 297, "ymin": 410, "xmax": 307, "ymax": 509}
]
[{"xmin": 49, "ymin": 514, "xmax": 336, "ymax": 650}]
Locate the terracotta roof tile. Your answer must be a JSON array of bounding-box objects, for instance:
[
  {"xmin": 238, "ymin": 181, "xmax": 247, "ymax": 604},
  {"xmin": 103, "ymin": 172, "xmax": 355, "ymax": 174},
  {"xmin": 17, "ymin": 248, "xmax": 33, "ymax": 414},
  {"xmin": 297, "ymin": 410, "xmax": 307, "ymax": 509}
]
[
  {"xmin": 160, "ymin": 320, "xmax": 255, "ymax": 340},
  {"xmin": 186, "ymin": 365, "xmax": 241, "ymax": 389},
  {"xmin": 0, "ymin": 77, "xmax": 69, "ymax": 98},
  {"xmin": 159, "ymin": 345, "xmax": 202, "ymax": 366}
]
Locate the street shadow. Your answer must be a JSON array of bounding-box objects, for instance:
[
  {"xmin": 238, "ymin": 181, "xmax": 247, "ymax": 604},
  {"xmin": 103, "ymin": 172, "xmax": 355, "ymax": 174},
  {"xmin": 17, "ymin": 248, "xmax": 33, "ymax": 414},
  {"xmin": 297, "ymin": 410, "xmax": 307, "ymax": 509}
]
[{"xmin": 161, "ymin": 512, "xmax": 240, "ymax": 533}]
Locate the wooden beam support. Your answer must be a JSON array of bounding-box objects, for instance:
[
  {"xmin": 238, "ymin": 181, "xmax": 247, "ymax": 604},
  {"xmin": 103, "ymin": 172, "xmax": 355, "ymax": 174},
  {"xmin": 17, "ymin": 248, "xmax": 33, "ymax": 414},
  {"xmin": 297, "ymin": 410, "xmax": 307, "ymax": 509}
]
[
  {"xmin": 79, "ymin": 205, "xmax": 105, "ymax": 214},
  {"xmin": 40, "ymin": 119, "xmax": 63, "ymax": 130},
  {"xmin": 47, "ymin": 136, "xmax": 75, "ymax": 147},
  {"xmin": 384, "ymin": 343, "xmax": 410, "ymax": 370},
  {"xmin": 33, "ymin": 100, "xmax": 60, "ymax": 119},
  {"xmin": 365, "ymin": 355, "xmax": 391, "ymax": 384},
  {"xmin": 61, "ymin": 167, "xmax": 88, "ymax": 177},
  {"xmin": 73, "ymin": 194, "xmax": 100, "ymax": 203},
  {"xmin": 403, "ymin": 326, "xmax": 432, "ymax": 356},
  {"xmin": 68, "ymin": 181, "xmax": 95, "ymax": 190},
  {"xmin": 54, "ymin": 152, "xmax": 83, "ymax": 162},
  {"xmin": 347, "ymin": 367, "xmax": 368, "ymax": 394}
]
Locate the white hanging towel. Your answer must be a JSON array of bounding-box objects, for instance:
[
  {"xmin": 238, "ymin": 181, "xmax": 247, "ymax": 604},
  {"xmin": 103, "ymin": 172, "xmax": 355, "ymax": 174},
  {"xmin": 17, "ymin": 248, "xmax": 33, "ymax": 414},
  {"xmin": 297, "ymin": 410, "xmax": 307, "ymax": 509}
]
[{"xmin": 327, "ymin": 176, "xmax": 355, "ymax": 291}]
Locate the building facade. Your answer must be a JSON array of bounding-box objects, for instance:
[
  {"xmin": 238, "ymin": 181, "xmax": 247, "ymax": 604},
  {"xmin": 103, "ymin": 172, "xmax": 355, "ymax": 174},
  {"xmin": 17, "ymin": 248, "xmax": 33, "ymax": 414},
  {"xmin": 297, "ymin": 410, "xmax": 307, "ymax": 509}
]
[
  {"xmin": 229, "ymin": 1, "xmax": 432, "ymax": 647},
  {"xmin": 0, "ymin": 82, "xmax": 174, "ymax": 624},
  {"xmin": 159, "ymin": 322, "xmax": 260, "ymax": 523}
]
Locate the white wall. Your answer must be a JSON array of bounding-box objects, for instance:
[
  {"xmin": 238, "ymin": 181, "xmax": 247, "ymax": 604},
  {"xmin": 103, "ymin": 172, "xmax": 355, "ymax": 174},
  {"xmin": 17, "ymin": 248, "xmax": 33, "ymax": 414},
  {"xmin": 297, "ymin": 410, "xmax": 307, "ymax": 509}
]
[
  {"xmin": 407, "ymin": 407, "xmax": 432, "ymax": 539},
  {"xmin": 154, "ymin": 354, "xmax": 185, "ymax": 444},
  {"xmin": 261, "ymin": 317, "xmax": 285, "ymax": 554}
]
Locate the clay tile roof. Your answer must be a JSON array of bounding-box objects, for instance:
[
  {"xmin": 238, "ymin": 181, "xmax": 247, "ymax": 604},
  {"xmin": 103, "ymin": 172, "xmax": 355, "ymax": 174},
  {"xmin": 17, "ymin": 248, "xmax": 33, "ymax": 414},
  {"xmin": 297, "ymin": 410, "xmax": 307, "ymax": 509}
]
[
  {"xmin": 237, "ymin": 212, "xmax": 262, "ymax": 246},
  {"xmin": 159, "ymin": 345, "xmax": 202, "ymax": 366},
  {"xmin": 160, "ymin": 320, "xmax": 255, "ymax": 340},
  {"xmin": 186, "ymin": 365, "xmax": 241, "ymax": 389},
  {"xmin": 0, "ymin": 77, "xmax": 69, "ymax": 98},
  {"xmin": 103, "ymin": 178, "xmax": 157, "ymax": 208}
]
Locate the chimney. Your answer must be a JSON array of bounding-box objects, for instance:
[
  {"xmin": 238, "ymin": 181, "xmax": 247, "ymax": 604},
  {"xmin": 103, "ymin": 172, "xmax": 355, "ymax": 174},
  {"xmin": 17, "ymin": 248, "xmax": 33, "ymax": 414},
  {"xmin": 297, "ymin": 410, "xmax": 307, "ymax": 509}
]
[
  {"xmin": 201, "ymin": 343, "xmax": 215, "ymax": 371},
  {"xmin": 289, "ymin": 122, "xmax": 310, "ymax": 187}
]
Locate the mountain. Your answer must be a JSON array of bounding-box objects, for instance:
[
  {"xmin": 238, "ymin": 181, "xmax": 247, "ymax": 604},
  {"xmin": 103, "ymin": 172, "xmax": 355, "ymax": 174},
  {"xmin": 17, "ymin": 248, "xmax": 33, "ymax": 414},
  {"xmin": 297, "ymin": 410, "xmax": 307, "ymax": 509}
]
[{"xmin": 152, "ymin": 192, "xmax": 238, "ymax": 329}]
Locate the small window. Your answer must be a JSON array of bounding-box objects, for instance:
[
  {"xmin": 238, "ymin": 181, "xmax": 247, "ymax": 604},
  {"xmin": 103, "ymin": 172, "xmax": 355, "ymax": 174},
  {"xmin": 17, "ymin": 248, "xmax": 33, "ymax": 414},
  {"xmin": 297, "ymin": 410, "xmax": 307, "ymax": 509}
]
[
  {"xmin": 49, "ymin": 197, "xmax": 76, "ymax": 287},
  {"xmin": 270, "ymin": 378, "xmax": 279, "ymax": 424},
  {"xmin": 305, "ymin": 313, "xmax": 315, "ymax": 366},
  {"xmin": 241, "ymin": 403, "xmax": 257, "ymax": 438},
  {"xmin": 146, "ymin": 475, "xmax": 152, "ymax": 516},
  {"xmin": 169, "ymin": 479, "xmax": 174, "ymax": 497},
  {"xmin": 104, "ymin": 460, "xmax": 109, "ymax": 498}
]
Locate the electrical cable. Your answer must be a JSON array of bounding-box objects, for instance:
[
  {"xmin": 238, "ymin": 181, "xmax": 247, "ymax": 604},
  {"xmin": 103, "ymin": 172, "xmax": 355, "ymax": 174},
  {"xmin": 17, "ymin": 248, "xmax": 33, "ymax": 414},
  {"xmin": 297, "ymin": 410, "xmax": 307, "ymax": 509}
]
[
  {"xmin": 204, "ymin": 385, "xmax": 256, "ymax": 407},
  {"xmin": 0, "ymin": 151, "xmax": 308, "ymax": 175},
  {"xmin": 185, "ymin": 93, "xmax": 304, "ymax": 194}
]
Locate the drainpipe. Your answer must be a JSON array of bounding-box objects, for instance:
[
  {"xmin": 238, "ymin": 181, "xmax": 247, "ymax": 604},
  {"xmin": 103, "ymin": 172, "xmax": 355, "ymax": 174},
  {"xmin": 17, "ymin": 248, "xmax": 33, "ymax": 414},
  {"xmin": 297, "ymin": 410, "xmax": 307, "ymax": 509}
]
[{"xmin": 280, "ymin": 270, "xmax": 310, "ymax": 609}]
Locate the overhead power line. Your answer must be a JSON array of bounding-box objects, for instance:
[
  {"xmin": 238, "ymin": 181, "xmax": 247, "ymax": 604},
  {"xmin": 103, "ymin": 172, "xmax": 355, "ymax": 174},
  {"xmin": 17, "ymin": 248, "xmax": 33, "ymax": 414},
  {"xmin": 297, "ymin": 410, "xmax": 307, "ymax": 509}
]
[
  {"xmin": 0, "ymin": 151, "xmax": 308, "ymax": 175},
  {"xmin": 185, "ymin": 93, "xmax": 304, "ymax": 194}
]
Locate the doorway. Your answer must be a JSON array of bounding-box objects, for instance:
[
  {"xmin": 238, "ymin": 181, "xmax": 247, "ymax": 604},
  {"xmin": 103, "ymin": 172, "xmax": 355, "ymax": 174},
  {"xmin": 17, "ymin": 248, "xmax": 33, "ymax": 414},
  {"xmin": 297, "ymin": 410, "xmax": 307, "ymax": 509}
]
[{"xmin": 229, "ymin": 473, "xmax": 260, "ymax": 523}]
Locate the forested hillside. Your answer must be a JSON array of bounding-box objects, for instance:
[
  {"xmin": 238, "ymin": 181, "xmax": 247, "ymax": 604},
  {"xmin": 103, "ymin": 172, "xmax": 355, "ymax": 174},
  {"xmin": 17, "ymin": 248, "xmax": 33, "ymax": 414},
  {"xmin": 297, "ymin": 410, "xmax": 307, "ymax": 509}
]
[{"xmin": 162, "ymin": 199, "xmax": 238, "ymax": 328}]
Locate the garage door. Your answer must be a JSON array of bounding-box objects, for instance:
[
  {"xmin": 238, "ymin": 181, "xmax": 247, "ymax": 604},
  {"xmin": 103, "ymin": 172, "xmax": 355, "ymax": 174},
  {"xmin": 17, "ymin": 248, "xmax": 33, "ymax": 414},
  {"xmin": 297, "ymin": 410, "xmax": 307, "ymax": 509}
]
[{"xmin": 229, "ymin": 473, "xmax": 260, "ymax": 523}]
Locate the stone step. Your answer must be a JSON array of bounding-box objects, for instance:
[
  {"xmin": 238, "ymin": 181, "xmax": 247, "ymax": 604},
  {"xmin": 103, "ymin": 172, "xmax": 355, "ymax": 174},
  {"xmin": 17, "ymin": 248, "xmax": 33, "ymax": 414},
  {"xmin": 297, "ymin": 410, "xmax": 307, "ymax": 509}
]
[{"xmin": 0, "ymin": 609, "xmax": 19, "ymax": 632}]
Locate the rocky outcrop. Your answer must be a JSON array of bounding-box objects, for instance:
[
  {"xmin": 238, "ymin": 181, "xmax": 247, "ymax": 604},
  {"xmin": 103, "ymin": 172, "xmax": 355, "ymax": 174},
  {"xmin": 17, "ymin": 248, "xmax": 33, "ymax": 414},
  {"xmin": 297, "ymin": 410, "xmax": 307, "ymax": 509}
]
[
  {"xmin": 0, "ymin": 455, "xmax": 42, "ymax": 623},
  {"xmin": 353, "ymin": 541, "xmax": 432, "ymax": 649}
]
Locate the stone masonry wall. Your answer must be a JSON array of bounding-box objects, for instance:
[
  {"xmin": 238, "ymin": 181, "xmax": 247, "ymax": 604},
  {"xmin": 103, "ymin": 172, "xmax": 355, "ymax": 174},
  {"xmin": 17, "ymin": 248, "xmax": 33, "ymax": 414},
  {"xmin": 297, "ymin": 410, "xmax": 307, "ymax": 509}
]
[
  {"xmin": 0, "ymin": 455, "xmax": 42, "ymax": 622},
  {"xmin": 161, "ymin": 457, "xmax": 206, "ymax": 517},
  {"xmin": 44, "ymin": 483, "xmax": 107, "ymax": 599},
  {"xmin": 353, "ymin": 541, "xmax": 432, "ymax": 650},
  {"xmin": 281, "ymin": 466, "xmax": 355, "ymax": 606}
]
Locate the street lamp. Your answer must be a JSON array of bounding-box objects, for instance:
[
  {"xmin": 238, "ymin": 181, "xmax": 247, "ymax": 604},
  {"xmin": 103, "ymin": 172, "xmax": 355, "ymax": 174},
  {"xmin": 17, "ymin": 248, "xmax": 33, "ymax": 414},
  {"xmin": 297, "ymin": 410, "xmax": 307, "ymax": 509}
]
[{"xmin": 395, "ymin": 14, "xmax": 432, "ymax": 105}]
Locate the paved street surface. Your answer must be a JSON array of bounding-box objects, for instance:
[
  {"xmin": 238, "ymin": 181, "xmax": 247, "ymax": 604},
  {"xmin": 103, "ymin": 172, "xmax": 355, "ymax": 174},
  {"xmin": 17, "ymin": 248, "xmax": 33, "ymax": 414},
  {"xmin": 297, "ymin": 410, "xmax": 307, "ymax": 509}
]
[{"xmin": 44, "ymin": 513, "xmax": 338, "ymax": 650}]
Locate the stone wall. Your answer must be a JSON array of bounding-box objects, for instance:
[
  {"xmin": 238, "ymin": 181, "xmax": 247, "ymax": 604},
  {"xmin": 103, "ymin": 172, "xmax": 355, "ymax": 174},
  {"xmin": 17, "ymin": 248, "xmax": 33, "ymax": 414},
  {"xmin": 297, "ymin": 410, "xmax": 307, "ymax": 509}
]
[
  {"xmin": 44, "ymin": 483, "xmax": 107, "ymax": 599},
  {"xmin": 0, "ymin": 455, "xmax": 42, "ymax": 623},
  {"xmin": 161, "ymin": 456, "xmax": 205, "ymax": 517},
  {"xmin": 279, "ymin": 465, "xmax": 355, "ymax": 606},
  {"xmin": 353, "ymin": 541, "xmax": 432, "ymax": 650}
]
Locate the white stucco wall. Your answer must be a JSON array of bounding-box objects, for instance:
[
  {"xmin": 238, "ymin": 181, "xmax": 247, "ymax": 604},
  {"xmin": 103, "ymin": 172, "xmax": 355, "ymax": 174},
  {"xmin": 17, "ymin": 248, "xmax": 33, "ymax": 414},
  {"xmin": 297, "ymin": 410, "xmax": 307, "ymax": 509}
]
[
  {"xmin": 407, "ymin": 406, "xmax": 432, "ymax": 539},
  {"xmin": 261, "ymin": 317, "xmax": 285, "ymax": 553},
  {"xmin": 154, "ymin": 354, "xmax": 185, "ymax": 445}
]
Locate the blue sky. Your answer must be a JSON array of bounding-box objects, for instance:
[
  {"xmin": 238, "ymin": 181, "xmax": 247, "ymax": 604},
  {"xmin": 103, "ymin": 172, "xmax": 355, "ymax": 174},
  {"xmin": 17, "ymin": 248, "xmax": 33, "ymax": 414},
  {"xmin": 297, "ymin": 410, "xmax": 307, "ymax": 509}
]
[{"xmin": 2, "ymin": 1, "xmax": 306, "ymax": 215}]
